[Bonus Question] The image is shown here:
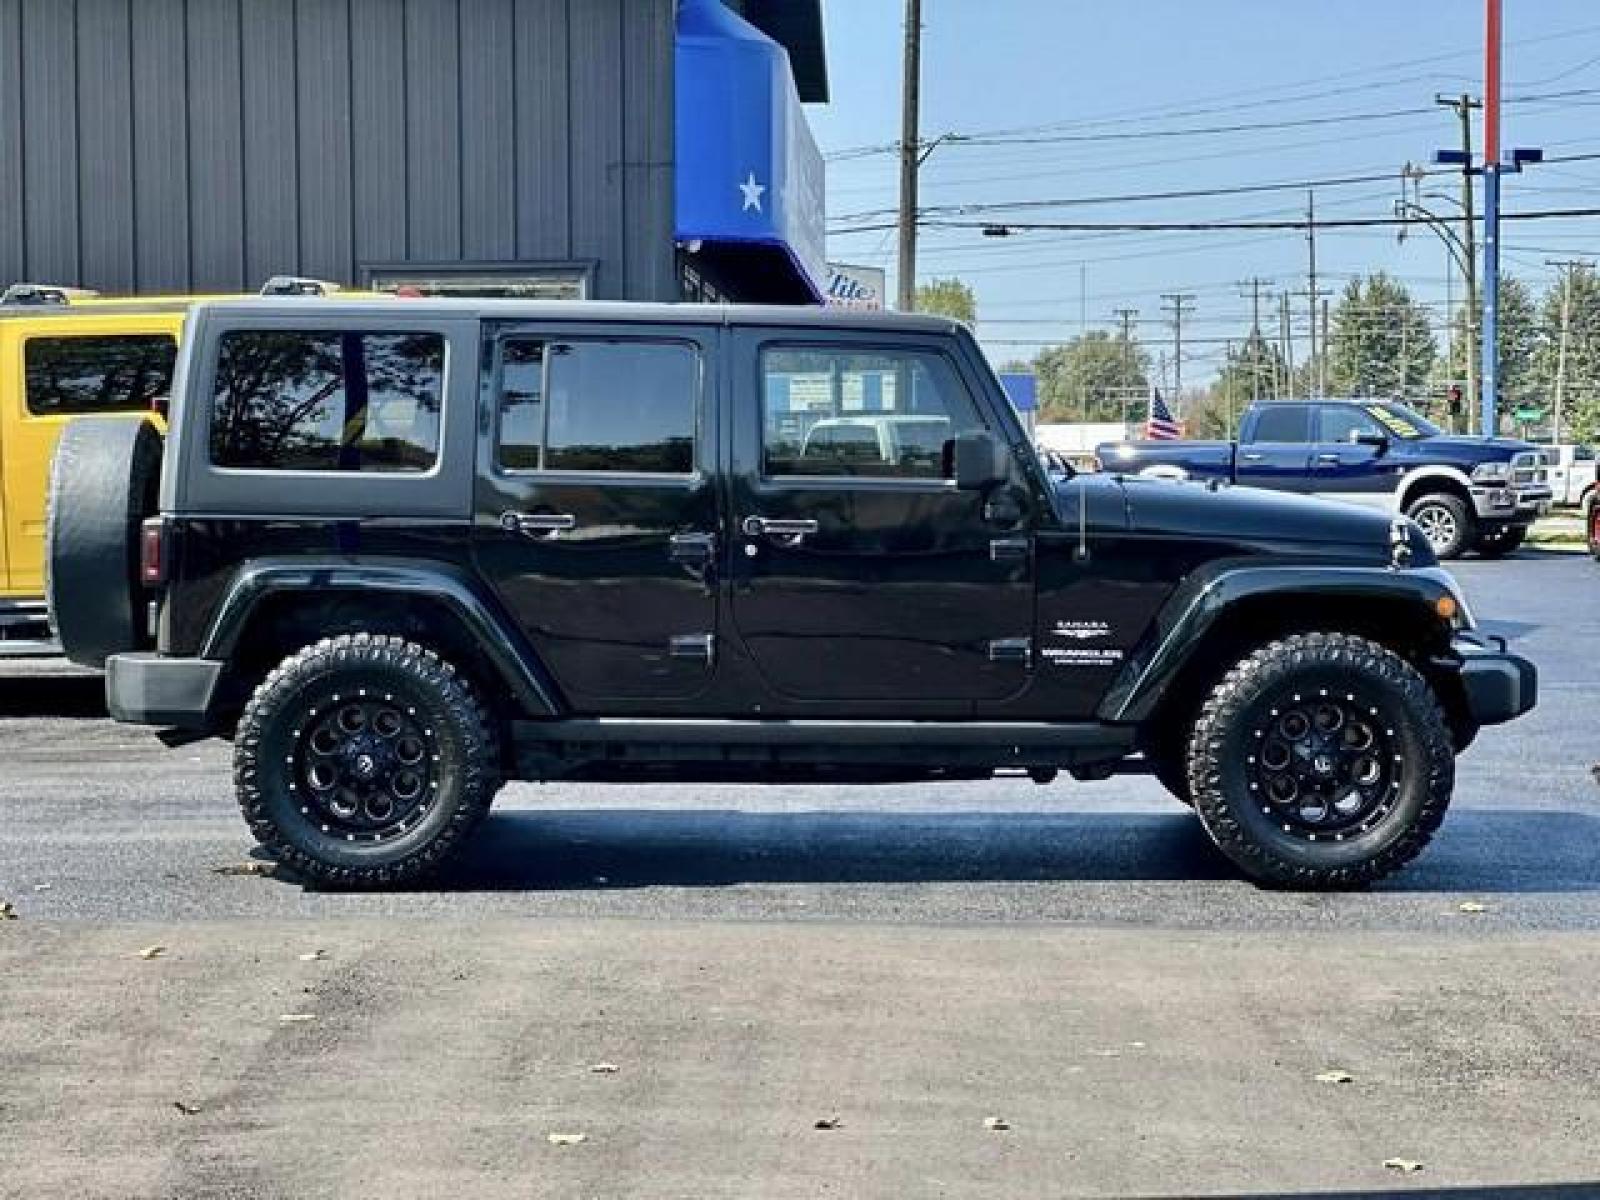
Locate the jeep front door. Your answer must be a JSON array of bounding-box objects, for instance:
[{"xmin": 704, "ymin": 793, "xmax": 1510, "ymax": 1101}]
[
  {"xmin": 727, "ymin": 335, "xmax": 1035, "ymax": 713},
  {"xmin": 473, "ymin": 327, "xmax": 720, "ymax": 709}
]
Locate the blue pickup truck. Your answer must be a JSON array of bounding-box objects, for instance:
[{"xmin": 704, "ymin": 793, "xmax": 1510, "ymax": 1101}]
[{"xmin": 1096, "ymin": 399, "xmax": 1552, "ymax": 559}]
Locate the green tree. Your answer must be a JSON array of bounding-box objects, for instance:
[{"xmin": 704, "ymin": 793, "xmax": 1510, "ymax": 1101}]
[
  {"xmin": 1533, "ymin": 263, "xmax": 1600, "ymax": 441},
  {"xmin": 913, "ymin": 277, "xmax": 977, "ymax": 324},
  {"xmin": 1444, "ymin": 274, "xmax": 1538, "ymax": 418},
  {"xmin": 1191, "ymin": 331, "xmax": 1290, "ymax": 437},
  {"xmin": 1327, "ymin": 273, "xmax": 1436, "ymax": 399},
  {"xmin": 1033, "ymin": 329, "xmax": 1149, "ymax": 423}
]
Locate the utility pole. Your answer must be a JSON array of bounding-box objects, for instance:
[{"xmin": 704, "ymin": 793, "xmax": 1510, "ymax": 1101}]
[
  {"xmin": 1279, "ymin": 291, "xmax": 1295, "ymax": 398},
  {"xmin": 1437, "ymin": 93, "xmax": 1482, "ymax": 429},
  {"xmin": 1161, "ymin": 293, "xmax": 1196, "ymax": 401},
  {"xmin": 1238, "ymin": 277, "xmax": 1273, "ymax": 408},
  {"xmin": 1302, "ymin": 191, "xmax": 1333, "ymax": 396},
  {"xmin": 1321, "ymin": 299, "xmax": 1331, "ymax": 395},
  {"xmin": 1546, "ymin": 258, "xmax": 1593, "ymax": 444},
  {"xmin": 1223, "ymin": 339, "xmax": 1236, "ymax": 438},
  {"xmin": 896, "ymin": 0, "xmax": 922, "ymax": 312},
  {"xmin": 1113, "ymin": 307, "xmax": 1138, "ymax": 428},
  {"xmin": 1481, "ymin": 0, "xmax": 1503, "ymax": 437}
]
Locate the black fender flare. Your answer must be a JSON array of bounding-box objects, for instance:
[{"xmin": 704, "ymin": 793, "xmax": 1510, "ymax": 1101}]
[
  {"xmin": 1097, "ymin": 563, "xmax": 1463, "ymax": 723},
  {"xmin": 199, "ymin": 557, "xmax": 561, "ymax": 717}
]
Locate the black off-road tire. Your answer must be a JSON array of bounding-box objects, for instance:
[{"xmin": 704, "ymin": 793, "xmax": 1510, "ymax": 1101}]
[
  {"xmin": 1186, "ymin": 632, "xmax": 1454, "ymax": 890},
  {"xmin": 1405, "ymin": 491, "xmax": 1474, "ymax": 560},
  {"xmin": 235, "ymin": 634, "xmax": 500, "ymax": 888},
  {"xmin": 1473, "ymin": 524, "xmax": 1526, "ymax": 558},
  {"xmin": 46, "ymin": 417, "xmax": 163, "ymax": 667}
]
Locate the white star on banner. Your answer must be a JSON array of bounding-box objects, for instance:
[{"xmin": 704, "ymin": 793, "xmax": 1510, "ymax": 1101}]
[{"xmin": 738, "ymin": 171, "xmax": 766, "ymax": 213}]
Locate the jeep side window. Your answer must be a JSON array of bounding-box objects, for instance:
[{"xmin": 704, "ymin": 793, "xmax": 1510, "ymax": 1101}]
[
  {"xmin": 495, "ymin": 338, "xmax": 697, "ymax": 475},
  {"xmin": 762, "ymin": 347, "xmax": 982, "ymax": 479},
  {"xmin": 1246, "ymin": 405, "xmax": 1310, "ymax": 444},
  {"xmin": 209, "ymin": 330, "xmax": 444, "ymax": 472},
  {"xmin": 23, "ymin": 335, "xmax": 177, "ymax": 416}
]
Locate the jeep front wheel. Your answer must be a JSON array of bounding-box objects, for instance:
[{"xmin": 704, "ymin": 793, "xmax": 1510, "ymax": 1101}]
[
  {"xmin": 234, "ymin": 634, "xmax": 500, "ymax": 887},
  {"xmin": 1405, "ymin": 492, "xmax": 1473, "ymax": 559},
  {"xmin": 1186, "ymin": 632, "xmax": 1454, "ymax": 889}
]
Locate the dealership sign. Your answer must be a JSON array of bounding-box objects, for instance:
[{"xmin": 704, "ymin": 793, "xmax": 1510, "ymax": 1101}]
[{"xmin": 825, "ymin": 264, "xmax": 886, "ymax": 310}]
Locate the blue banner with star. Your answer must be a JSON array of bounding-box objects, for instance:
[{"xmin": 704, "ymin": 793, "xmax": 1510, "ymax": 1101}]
[{"xmin": 675, "ymin": 0, "xmax": 826, "ymax": 302}]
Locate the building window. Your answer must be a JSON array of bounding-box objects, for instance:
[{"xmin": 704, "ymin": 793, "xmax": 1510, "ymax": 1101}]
[
  {"xmin": 210, "ymin": 331, "xmax": 445, "ymax": 472},
  {"xmin": 496, "ymin": 338, "xmax": 698, "ymax": 475},
  {"xmin": 365, "ymin": 264, "xmax": 590, "ymax": 300},
  {"xmin": 24, "ymin": 335, "xmax": 177, "ymax": 416}
]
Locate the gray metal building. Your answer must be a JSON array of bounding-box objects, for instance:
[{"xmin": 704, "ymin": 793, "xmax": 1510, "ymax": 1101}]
[{"xmin": 0, "ymin": 0, "xmax": 827, "ymax": 302}]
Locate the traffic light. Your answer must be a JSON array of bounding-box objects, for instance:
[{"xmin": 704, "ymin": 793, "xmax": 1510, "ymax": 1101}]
[{"xmin": 1448, "ymin": 384, "xmax": 1463, "ymax": 416}]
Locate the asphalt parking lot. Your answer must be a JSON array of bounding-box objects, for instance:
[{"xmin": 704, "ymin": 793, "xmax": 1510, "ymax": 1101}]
[{"xmin": 2, "ymin": 548, "xmax": 1598, "ymax": 1198}]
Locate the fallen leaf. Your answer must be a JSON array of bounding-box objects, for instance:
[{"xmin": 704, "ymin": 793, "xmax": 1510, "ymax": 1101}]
[
  {"xmin": 1127, "ymin": 1041, "xmax": 1147, "ymax": 1049},
  {"xmin": 588, "ymin": 1062, "xmax": 620, "ymax": 1074},
  {"xmin": 212, "ymin": 861, "xmax": 276, "ymax": 877},
  {"xmin": 33, "ymin": 883, "xmax": 51, "ymax": 892},
  {"xmin": 1458, "ymin": 901, "xmax": 1490, "ymax": 914},
  {"xmin": 172, "ymin": 1101, "xmax": 202, "ymax": 1117},
  {"xmin": 1315, "ymin": 1070, "xmax": 1355, "ymax": 1084},
  {"xmin": 984, "ymin": 1117, "xmax": 1011, "ymax": 1131},
  {"xmin": 813, "ymin": 1116, "xmax": 843, "ymax": 1130},
  {"xmin": 547, "ymin": 1132, "xmax": 587, "ymax": 1146},
  {"xmin": 138, "ymin": 945, "xmax": 167, "ymax": 960},
  {"xmin": 0, "ymin": 902, "xmax": 15, "ymax": 920},
  {"xmin": 1383, "ymin": 1158, "xmax": 1425, "ymax": 1174},
  {"xmin": 297, "ymin": 950, "xmax": 327, "ymax": 963},
  {"xmin": 278, "ymin": 1013, "xmax": 317, "ymax": 1024}
]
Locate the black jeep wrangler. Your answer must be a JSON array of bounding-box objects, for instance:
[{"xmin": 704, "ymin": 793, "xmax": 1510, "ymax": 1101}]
[{"xmin": 49, "ymin": 299, "xmax": 1536, "ymax": 889}]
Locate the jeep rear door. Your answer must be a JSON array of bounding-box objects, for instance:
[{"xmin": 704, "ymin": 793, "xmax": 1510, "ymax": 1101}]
[
  {"xmin": 473, "ymin": 323, "xmax": 721, "ymax": 709},
  {"xmin": 726, "ymin": 330, "xmax": 1035, "ymax": 713}
]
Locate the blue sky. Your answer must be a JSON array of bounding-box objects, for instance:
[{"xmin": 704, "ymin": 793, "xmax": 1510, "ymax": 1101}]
[{"xmin": 809, "ymin": 1, "xmax": 1600, "ymax": 385}]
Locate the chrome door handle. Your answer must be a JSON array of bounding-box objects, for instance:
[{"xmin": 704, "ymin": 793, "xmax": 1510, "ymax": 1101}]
[
  {"xmin": 742, "ymin": 516, "xmax": 819, "ymax": 542},
  {"xmin": 1241, "ymin": 452, "xmax": 1265, "ymax": 462},
  {"xmin": 501, "ymin": 511, "xmax": 576, "ymax": 540},
  {"xmin": 1316, "ymin": 453, "xmax": 1342, "ymax": 464}
]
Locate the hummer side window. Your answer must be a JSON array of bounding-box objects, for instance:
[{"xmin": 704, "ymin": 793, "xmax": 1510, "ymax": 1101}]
[
  {"xmin": 24, "ymin": 335, "xmax": 177, "ymax": 416},
  {"xmin": 761, "ymin": 347, "xmax": 983, "ymax": 479},
  {"xmin": 210, "ymin": 331, "xmax": 444, "ymax": 472},
  {"xmin": 496, "ymin": 338, "xmax": 698, "ymax": 474}
]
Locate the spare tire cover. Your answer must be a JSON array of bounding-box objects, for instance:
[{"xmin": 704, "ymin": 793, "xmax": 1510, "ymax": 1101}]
[{"xmin": 46, "ymin": 417, "xmax": 164, "ymax": 668}]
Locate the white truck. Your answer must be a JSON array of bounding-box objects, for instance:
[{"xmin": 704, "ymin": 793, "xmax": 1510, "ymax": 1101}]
[{"xmin": 1539, "ymin": 443, "xmax": 1597, "ymax": 508}]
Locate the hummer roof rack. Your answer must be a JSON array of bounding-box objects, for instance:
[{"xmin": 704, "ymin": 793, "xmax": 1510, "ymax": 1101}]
[
  {"xmin": 1, "ymin": 283, "xmax": 100, "ymax": 306},
  {"xmin": 259, "ymin": 276, "xmax": 342, "ymax": 297}
]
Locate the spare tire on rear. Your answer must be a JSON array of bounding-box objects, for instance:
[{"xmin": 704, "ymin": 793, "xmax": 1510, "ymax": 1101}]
[{"xmin": 46, "ymin": 417, "xmax": 164, "ymax": 668}]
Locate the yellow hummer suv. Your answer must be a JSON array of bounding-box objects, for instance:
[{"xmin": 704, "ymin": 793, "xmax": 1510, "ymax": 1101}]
[{"xmin": 1, "ymin": 279, "xmax": 355, "ymax": 654}]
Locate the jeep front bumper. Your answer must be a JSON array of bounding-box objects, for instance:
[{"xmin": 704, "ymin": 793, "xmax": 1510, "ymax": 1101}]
[
  {"xmin": 1450, "ymin": 632, "xmax": 1537, "ymax": 726},
  {"xmin": 1470, "ymin": 482, "xmax": 1552, "ymax": 523},
  {"xmin": 106, "ymin": 653, "xmax": 224, "ymax": 729}
]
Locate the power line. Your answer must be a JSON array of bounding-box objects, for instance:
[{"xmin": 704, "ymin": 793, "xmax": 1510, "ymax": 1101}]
[{"xmin": 832, "ymin": 206, "xmax": 1600, "ymax": 236}]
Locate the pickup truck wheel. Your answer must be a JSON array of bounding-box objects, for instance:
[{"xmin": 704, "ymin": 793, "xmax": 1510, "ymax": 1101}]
[
  {"xmin": 1405, "ymin": 492, "xmax": 1473, "ymax": 560},
  {"xmin": 234, "ymin": 634, "xmax": 500, "ymax": 888},
  {"xmin": 1186, "ymin": 632, "xmax": 1454, "ymax": 890},
  {"xmin": 1473, "ymin": 525, "xmax": 1526, "ymax": 558}
]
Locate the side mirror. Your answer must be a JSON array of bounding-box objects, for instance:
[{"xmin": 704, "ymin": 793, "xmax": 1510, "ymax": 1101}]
[
  {"xmin": 952, "ymin": 431, "xmax": 1009, "ymax": 491},
  {"xmin": 1351, "ymin": 430, "xmax": 1389, "ymax": 451}
]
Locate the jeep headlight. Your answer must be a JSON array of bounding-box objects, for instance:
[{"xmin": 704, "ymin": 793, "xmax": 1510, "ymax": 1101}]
[{"xmin": 1471, "ymin": 461, "xmax": 1511, "ymax": 484}]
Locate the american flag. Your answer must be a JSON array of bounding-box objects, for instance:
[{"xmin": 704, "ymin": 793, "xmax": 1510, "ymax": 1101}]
[{"xmin": 1145, "ymin": 388, "xmax": 1184, "ymax": 441}]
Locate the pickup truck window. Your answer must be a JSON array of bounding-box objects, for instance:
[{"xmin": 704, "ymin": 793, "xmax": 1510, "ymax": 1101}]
[
  {"xmin": 1246, "ymin": 405, "xmax": 1310, "ymax": 444},
  {"xmin": 209, "ymin": 331, "xmax": 443, "ymax": 472},
  {"xmin": 762, "ymin": 347, "xmax": 981, "ymax": 479},
  {"xmin": 496, "ymin": 338, "xmax": 697, "ymax": 474},
  {"xmin": 1365, "ymin": 402, "xmax": 1441, "ymax": 440},
  {"xmin": 24, "ymin": 334, "xmax": 176, "ymax": 416},
  {"xmin": 1317, "ymin": 406, "xmax": 1386, "ymax": 443}
]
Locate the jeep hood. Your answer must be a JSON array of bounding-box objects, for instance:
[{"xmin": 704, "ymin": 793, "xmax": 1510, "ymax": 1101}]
[{"xmin": 1108, "ymin": 475, "xmax": 1418, "ymax": 560}]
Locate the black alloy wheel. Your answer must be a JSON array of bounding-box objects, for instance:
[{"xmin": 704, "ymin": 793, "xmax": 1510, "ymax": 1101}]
[{"xmin": 235, "ymin": 634, "xmax": 500, "ymax": 887}]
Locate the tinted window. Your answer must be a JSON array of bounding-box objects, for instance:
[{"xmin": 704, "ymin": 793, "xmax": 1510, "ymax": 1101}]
[
  {"xmin": 1247, "ymin": 405, "xmax": 1310, "ymax": 444},
  {"xmin": 496, "ymin": 338, "xmax": 698, "ymax": 474},
  {"xmin": 24, "ymin": 335, "xmax": 176, "ymax": 416},
  {"xmin": 210, "ymin": 331, "xmax": 444, "ymax": 471},
  {"xmin": 1317, "ymin": 406, "xmax": 1385, "ymax": 443},
  {"xmin": 763, "ymin": 347, "xmax": 984, "ymax": 478}
]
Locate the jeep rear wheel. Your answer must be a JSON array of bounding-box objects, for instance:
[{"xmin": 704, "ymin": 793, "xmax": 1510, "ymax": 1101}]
[
  {"xmin": 1186, "ymin": 632, "xmax": 1454, "ymax": 889},
  {"xmin": 1405, "ymin": 492, "xmax": 1473, "ymax": 560},
  {"xmin": 235, "ymin": 634, "xmax": 500, "ymax": 887}
]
